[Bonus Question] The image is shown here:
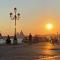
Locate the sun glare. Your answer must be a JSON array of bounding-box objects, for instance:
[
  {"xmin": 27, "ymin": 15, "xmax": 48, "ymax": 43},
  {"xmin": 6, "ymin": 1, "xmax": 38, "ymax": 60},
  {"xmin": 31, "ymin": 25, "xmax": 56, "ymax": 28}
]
[{"xmin": 46, "ymin": 23, "xmax": 53, "ymax": 30}]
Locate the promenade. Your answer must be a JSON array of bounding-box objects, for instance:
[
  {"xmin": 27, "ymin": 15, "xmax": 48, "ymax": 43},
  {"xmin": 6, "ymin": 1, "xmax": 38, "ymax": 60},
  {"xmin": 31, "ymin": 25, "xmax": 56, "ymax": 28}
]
[{"xmin": 0, "ymin": 42, "xmax": 60, "ymax": 60}]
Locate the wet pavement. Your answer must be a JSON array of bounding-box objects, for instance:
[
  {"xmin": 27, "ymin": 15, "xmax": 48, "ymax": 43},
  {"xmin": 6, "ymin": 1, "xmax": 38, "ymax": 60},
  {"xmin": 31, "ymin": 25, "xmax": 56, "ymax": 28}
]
[{"xmin": 0, "ymin": 42, "xmax": 60, "ymax": 60}]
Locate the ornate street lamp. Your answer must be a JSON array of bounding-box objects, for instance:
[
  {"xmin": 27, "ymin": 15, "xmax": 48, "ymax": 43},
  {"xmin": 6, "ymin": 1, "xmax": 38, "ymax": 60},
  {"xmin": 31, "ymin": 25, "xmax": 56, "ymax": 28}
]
[{"xmin": 10, "ymin": 7, "xmax": 20, "ymax": 44}]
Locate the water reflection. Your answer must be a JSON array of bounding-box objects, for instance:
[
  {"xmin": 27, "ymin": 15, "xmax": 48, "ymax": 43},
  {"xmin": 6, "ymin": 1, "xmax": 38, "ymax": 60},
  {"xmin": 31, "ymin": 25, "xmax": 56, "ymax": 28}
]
[
  {"xmin": 39, "ymin": 42, "xmax": 59, "ymax": 60},
  {"xmin": 44, "ymin": 43, "xmax": 54, "ymax": 49},
  {"xmin": 31, "ymin": 42, "xmax": 60, "ymax": 60}
]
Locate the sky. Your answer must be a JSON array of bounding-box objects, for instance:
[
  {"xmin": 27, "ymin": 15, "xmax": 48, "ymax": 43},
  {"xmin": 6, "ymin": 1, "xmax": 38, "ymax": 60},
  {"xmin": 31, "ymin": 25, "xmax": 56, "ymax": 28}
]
[{"xmin": 0, "ymin": 0, "xmax": 60, "ymax": 36}]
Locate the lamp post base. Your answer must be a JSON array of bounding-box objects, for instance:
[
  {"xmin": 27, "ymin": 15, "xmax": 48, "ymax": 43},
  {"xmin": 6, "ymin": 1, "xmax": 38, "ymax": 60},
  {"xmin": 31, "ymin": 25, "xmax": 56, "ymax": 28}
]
[{"xmin": 13, "ymin": 35, "xmax": 17, "ymax": 44}]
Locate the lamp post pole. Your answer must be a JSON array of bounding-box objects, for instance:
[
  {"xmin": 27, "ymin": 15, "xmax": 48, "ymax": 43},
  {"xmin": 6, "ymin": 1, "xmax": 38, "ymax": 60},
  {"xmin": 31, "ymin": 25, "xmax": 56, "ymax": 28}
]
[{"xmin": 10, "ymin": 7, "xmax": 20, "ymax": 44}]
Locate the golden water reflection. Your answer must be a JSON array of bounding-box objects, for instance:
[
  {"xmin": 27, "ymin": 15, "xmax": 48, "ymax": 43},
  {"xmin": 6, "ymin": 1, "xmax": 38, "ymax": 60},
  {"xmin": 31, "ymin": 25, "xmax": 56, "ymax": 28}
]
[{"xmin": 40, "ymin": 42, "xmax": 56, "ymax": 60}]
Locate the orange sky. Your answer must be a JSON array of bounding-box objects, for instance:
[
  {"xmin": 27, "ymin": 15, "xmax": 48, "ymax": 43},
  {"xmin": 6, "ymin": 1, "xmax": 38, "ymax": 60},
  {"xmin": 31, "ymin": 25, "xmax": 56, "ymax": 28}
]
[{"xmin": 0, "ymin": 0, "xmax": 60, "ymax": 36}]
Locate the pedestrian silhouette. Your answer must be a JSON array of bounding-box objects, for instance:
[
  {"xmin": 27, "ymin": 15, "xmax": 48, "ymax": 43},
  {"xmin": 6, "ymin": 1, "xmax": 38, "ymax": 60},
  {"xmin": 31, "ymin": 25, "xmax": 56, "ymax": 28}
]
[{"xmin": 29, "ymin": 33, "xmax": 32, "ymax": 44}]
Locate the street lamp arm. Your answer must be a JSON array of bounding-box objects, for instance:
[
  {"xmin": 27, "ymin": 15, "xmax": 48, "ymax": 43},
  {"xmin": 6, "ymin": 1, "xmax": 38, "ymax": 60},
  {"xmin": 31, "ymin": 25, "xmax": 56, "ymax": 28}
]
[
  {"xmin": 17, "ymin": 13, "xmax": 20, "ymax": 20},
  {"xmin": 10, "ymin": 12, "xmax": 13, "ymax": 17}
]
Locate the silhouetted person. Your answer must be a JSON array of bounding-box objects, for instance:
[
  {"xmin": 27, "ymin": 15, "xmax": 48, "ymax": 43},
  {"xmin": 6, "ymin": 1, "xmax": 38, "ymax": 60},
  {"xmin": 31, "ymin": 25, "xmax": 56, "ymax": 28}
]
[
  {"xmin": 29, "ymin": 33, "xmax": 32, "ymax": 44},
  {"xmin": 6, "ymin": 35, "xmax": 11, "ymax": 44}
]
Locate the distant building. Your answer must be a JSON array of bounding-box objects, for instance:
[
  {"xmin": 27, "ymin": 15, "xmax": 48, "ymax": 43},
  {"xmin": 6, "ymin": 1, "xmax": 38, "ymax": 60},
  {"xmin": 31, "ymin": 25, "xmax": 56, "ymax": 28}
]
[{"xmin": 20, "ymin": 30, "xmax": 25, "ymax": 39}]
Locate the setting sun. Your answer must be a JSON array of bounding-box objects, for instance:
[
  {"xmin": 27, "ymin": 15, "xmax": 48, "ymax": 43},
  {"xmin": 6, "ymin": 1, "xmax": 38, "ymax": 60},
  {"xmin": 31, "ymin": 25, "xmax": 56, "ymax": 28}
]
[{"xmin": 46, "ymin": 23, "xmax": 53, "ymax": 30}]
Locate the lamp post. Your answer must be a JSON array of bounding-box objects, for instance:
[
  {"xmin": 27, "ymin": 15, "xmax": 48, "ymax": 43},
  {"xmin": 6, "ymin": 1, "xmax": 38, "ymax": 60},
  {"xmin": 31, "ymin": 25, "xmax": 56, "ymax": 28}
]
[{"xmin": 10, "ymin": 7, "xmax": 20, "ymax": 44}]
